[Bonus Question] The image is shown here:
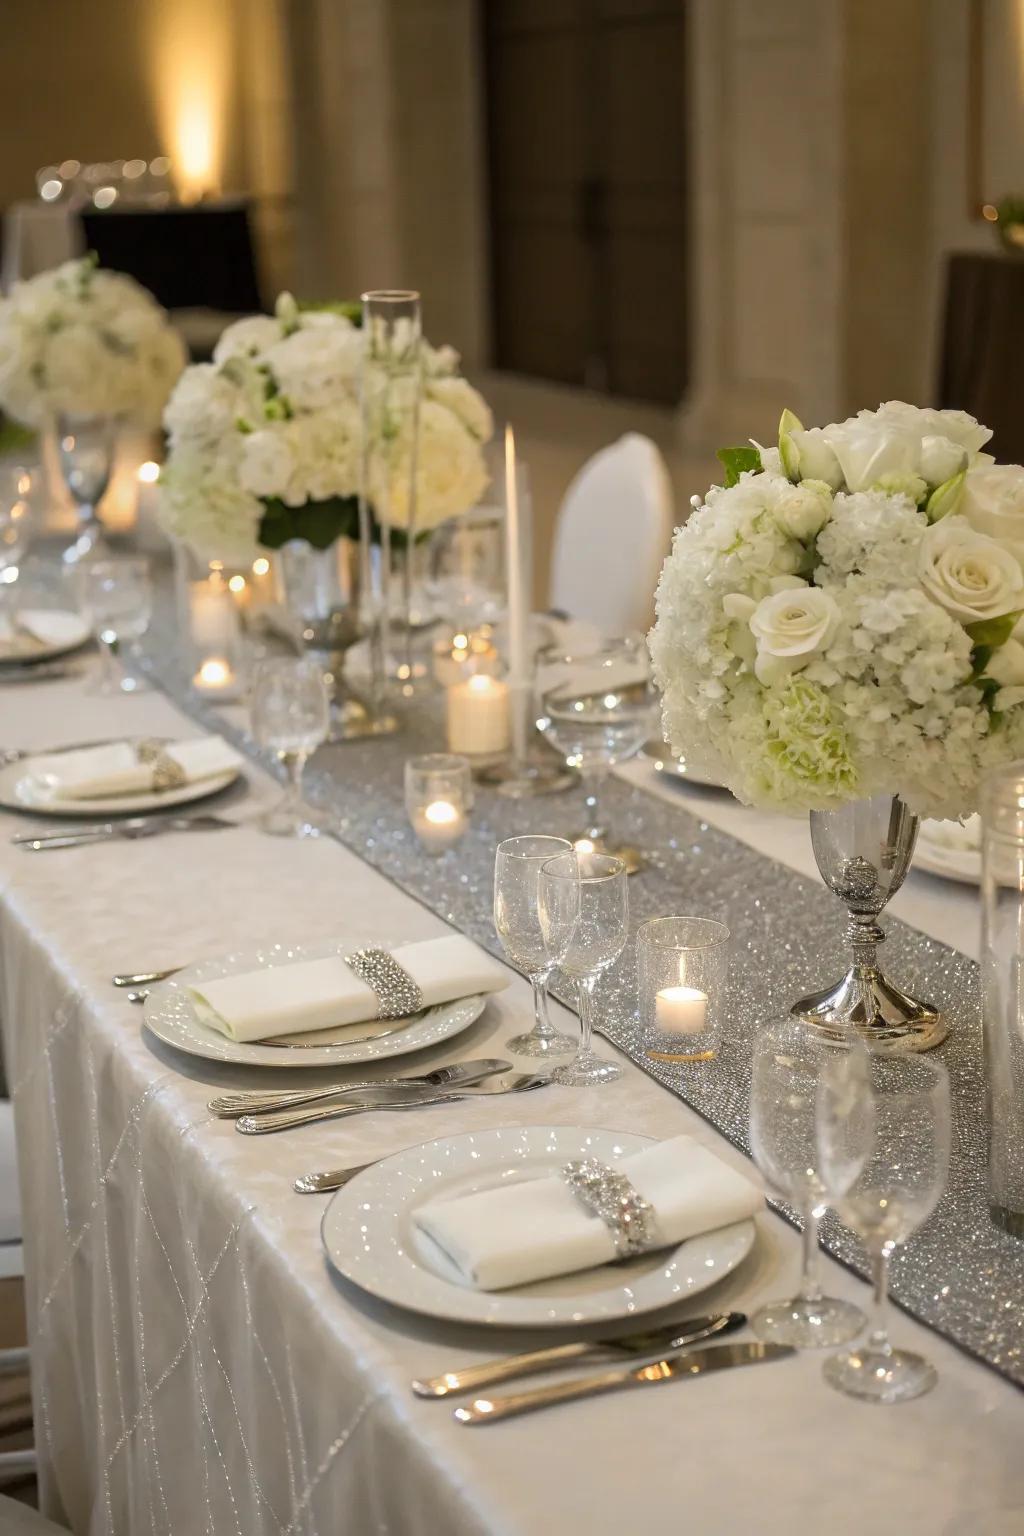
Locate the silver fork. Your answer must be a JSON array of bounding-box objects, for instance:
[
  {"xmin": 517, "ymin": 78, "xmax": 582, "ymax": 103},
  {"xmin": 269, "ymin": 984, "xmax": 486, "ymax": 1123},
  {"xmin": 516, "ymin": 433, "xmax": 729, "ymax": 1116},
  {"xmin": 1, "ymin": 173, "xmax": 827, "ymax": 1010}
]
[
  {"xmin": 236, "ymin": 1074, "xmax": 548, "ymax": 1135},
  {"xmin": 294, "ymin": 1157, "xmax": 387, "ymax": 1194}
]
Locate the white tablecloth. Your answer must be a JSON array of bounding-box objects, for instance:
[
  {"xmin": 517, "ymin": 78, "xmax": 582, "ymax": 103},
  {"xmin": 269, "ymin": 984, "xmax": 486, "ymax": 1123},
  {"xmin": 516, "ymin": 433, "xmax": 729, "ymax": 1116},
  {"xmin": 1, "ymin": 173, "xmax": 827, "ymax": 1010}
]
[{"xmin": 0, "ymin": 673, "xmax": 1020, "ymax": 1535}]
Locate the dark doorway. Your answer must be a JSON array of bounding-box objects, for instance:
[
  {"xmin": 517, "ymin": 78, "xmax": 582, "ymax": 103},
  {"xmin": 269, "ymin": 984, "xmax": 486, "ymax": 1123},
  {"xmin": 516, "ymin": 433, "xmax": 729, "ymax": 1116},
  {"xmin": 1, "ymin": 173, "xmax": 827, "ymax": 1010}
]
[{"xmin": 482, "ymin": 0, "xmax": 688, "ymax": 406}]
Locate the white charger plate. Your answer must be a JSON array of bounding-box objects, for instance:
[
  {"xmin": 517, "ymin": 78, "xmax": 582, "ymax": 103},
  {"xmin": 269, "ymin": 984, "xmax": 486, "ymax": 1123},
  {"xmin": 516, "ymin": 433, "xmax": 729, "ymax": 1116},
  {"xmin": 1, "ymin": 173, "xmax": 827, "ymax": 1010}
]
[
  {"xmin": 0, "ymin": 610, "xmax": 90, "ymax": 666},
  {"xmin": 914, "ymin": 825, "xmax": 981, "ymax": 887},
  {"xmin": 143, "ymin": 938, "xmax": 488, "ymax": 1068},
  {"xmin": 0, "ymin": 743, "xmax": 241, "ymax": 818},
  {"xmin": 321, "ymin": 1124, "xmax": 758, "ymax": 1327}
]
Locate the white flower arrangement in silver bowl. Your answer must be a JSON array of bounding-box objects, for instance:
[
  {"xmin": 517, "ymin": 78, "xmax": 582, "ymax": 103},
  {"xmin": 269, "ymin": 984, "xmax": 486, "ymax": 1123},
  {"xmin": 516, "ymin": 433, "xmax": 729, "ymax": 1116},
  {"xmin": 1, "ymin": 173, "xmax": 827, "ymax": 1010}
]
[{"xmin": 650, "ymin": 400, "xmax": 1024, "ymax": 1050}]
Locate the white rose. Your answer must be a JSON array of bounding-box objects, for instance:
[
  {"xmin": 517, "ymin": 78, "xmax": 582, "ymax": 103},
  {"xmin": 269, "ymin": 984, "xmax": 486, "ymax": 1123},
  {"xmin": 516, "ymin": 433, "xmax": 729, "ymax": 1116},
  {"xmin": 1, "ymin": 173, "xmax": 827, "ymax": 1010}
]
[
  {"xmin": 425, "ymin": 376, "xmax": 494, "ymax": 442},
  {"xmin": 871, "ymin": 401, "xmax": 993, "ymax": 456},
  {"xmin": 770, "ymin": 482, "xmax": 831, "ymax": 540},
  {"xmin": 918, "ymin": 517, "xmax": 1024, "ymax": 624},
  {"xmin": 919, "ymin": 434, "xmax": 967, "ymax": 487},
  {"xmin": 238, "ymin": 428, "xmax": 296, "ymax": 500},
  {"xmin": 748, "ymin": 586, "xmax": 841, "ymax": 685},
  {"xmin": 163, "ymin": 364, "xmax": 241, "ymax": 444},
  {"xmin": 262, "ymin": 324, "xmax": 362, "ymax": 411},
  {"xmin": 213, "ymin": 314, "xmax": 282, "ymax": 364},
  {"xmin": 959, "ymin": 464, "xmax": 1024, "ymax": 565},
  {"xmin": 789, "ymin": 427, "xmax": 843, "ymax": 489},
  {"xmin": 986, "ymin": 636, "xmax": 1024, "ymax": 687},
  {"xmin": 822, "ymin": 420, "xmax": 919, "ymax": 492}
]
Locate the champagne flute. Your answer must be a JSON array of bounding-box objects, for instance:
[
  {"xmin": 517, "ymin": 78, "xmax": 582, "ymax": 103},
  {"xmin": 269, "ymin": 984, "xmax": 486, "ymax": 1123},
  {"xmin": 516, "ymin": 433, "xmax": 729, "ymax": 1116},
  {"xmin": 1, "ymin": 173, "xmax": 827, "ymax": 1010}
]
[
  {"xmin": 494, "ymin": 835, "xmax": 577, "ymax": 1057},
  {"xmin": 58, "ymin": 413, "xmax": 116, "ymax": 564},
  {"xmin": 79, "ymin": 557, "xmax": 152, "ymax": 695},
  {"xmin": 748, "ymin": 1017, "xmax": 867, "ymax": 1347},
  {"xmin": 537, "ymin": 849, "xmax": 627, "ymax": 1085},
  {"xmin": 251, "ymin": 657, "xmax": 330, "ymax": 837},
  {"xmin": 818, "ymin": 1050, "xmax": 951, "ymax": 1402},
  {"xmin": 0, "ymin": 465, "xmax": 34, "ymax": 629}
]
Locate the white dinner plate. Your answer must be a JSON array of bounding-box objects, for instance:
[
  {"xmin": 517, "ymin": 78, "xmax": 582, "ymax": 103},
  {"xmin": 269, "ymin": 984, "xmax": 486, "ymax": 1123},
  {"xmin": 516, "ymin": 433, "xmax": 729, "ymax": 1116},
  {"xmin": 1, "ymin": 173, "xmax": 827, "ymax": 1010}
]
[
  {"xmin": 0, "ymin": 609, "xmax": 90, "ymax": 666},
  {"xmin": 143, "ymin": 939, "xmax": 488, "ymax": 1068},
  {"xmin": 914, "ymin": 821, "xmax": 981, "ymax": 887},
  {"xmin": 321, "ymin": 1124, "xmax": 758, "ymax": 1327},
  {"xmin": 0, "ymin": 742, "xmax": 242, "ymax": 818},
  {"xmin": 641, "ymin": 739, "xmax": 724, "ymax": 790}
]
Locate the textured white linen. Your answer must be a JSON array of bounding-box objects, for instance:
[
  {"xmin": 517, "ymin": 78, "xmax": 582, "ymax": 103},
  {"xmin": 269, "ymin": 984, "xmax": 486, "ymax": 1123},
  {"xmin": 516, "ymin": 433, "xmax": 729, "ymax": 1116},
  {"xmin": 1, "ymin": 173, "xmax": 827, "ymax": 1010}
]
[
  {"xmin": 27, "ymin": 737, "xmax": 242, "ymax": 800},
  {"xmin": 190, "ymin": 934, "xmax": 509, "ymax": 1042},
  {"xmin": 416, "ymin": 1134, "xmax": 763, "ymax": 1289},
  {"xmin": 0, "ymin": 674, "xmax": 1020, "ymax": 1536}
]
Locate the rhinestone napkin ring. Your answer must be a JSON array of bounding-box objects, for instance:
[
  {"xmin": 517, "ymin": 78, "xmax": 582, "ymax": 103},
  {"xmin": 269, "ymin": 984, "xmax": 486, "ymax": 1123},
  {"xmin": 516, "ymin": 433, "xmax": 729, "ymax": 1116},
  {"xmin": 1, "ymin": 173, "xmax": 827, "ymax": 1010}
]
[
  {"xmin": 562, "ymin": 1158, "xmax": 657, "ymax": 1259},
  {"xmin": 135, "ymin": 739, "xmax": 186, "ymax": 792},
  {"xmin": 345, "ymin": 947, "xmax": 424, "ymax": 1020}
]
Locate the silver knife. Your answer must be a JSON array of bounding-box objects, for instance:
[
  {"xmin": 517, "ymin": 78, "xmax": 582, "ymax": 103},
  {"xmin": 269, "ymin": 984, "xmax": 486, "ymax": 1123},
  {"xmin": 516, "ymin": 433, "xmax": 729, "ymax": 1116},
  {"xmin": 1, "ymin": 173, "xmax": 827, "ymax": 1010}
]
[
  {"xmin": 16, "ymin": 815, "xmax": 234, "ymax": 850},
  {"xmin": 234, "ymin": 1074, "xmax": 547, "ymax": 1135},
  {"xmin": 411, "ymin": 1312, "xmax": 747, "ymax": 1399},
  {"xmin": 453, "ymin": 1341, "xmax": 795, "ymax": 1424},
  {"xmin": 208, "ymin": 1058, "xmax": 511, "ymax": 1118}
]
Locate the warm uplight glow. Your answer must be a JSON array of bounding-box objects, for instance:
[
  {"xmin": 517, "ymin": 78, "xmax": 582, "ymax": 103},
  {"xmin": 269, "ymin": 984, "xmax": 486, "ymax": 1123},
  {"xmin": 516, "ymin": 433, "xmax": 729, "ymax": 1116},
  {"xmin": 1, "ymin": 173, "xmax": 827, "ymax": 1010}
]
[
  {"xmin": 137, "ymin": 461, "xmax": 160, "ymax": 484},
  {"xmin": 983, "ymin": 203, "xmax": 1000, "ymax": 222},
  {"xmin": 252, "ymin": 557, "xmax": 270, "ymax": 576},
  {"xmin": 147, "ymin": 0, "xmax": 232, "ymax": 199},
  {"xmin": 228, "ymin": 574, "xmax": 246, "ymax": 594},
  {"xmin": 196, "ymin": 658, "xmax": 232, "ymax": 688}
]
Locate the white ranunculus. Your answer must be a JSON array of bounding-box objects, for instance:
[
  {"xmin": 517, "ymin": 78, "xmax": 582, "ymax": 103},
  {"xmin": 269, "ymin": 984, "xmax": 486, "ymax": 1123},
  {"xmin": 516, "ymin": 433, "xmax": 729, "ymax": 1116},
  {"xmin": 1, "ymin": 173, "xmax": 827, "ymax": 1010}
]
[
  {"xmin": 748, "ymin": 586, "xmax": 841, "ymax": 684},
  {"xmin": 425, "ymin": 376, "xmax": 494, "ymax": 442},
  {"xmin": 771, "ymin": 482, "xmax": 832, "ymax": 540},
  {"xmin": 164, "ymin": 364, "xmax": 241, "ymax": 445},
  {"xmin": 213, "ymin": 314, "xmax": 283, "ymax": 364},
  {"xmin": 918, "ymin": 517, "xmax": 1024, "ymax": 624},
  {"xmin": 790, "ymin": 427, "xmax": 843, "ymax": 489},
  {"xmin": 920, "ymin": 434, "xmax": 967, "ymax": 487},
  {"xmin": 261, "ymin": 324, "xmax": 362, "ymax": 411},
  {"xmin": 959, "ymin": 464, "xmax": 1024, "ymax": 565},
  {"xmin": 822, "ymin": 420, "xmax": 920, "ymax": 492},
  {"xmin": 238, "ymin": 429, "xmax": 296, "ymax": 500}
]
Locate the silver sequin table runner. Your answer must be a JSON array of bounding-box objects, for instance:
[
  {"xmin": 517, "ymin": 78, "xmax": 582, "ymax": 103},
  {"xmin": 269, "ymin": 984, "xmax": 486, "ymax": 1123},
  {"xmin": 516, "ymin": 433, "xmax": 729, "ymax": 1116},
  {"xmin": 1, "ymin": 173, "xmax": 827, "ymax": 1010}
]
[{"xmin": 138, "ymin": 615, "xmax": 1024, "ymax": 1390}]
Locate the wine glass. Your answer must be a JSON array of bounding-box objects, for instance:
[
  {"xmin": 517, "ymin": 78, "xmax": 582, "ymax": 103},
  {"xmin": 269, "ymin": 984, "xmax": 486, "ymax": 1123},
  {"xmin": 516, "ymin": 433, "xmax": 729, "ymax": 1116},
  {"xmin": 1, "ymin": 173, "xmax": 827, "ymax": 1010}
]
[
  {"xmin": 748, "ymin": 1017, "xmax": 867, "ymax": 1348},
  {"xmin": 58, "ymin": 413, "xmax": 116, "ymax": 564},
  {"xmin": 537, "ymin": 849, "xmax": 628, "ymax": 1085},
  {"xmin": 79, "ymin": 557, "xmax": 152, "ymax": 695},
  {"xmin": 494, "ymin": 835, "xmax": 577, "ymax": 1057},
  {"xmin": 536, "ymin": 635, "xmax": 659, "ymax": 874},
  {"xmin": 818, "ymin": 1050, "xmax": 951, "ymax": 1403},
  {"xmin": 251, "ymin": 657, "xmax": 330, "ymax": 837},
  {"xmin": 0, "ymin": 465, "xmax": 34, "ymax": 626}
]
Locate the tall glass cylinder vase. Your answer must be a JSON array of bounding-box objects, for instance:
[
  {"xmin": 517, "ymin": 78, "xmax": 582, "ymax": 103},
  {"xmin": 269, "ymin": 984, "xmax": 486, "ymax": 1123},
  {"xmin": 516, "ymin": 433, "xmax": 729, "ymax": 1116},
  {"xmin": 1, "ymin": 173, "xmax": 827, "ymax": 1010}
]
[
  {"xmin": 359, "ymin": 289, "xmax": 423, "ymax": 714},
  {"xmin": 981, "ymin": 765, "xmax": 1024, "ymax": 1238},
  {"xmin": 277, "ymin": 536, "xmax": 393, "ymax": 740},
  {"xmin": 791, "ymin": 794, "xmax": 946, "ymax": 1052}
]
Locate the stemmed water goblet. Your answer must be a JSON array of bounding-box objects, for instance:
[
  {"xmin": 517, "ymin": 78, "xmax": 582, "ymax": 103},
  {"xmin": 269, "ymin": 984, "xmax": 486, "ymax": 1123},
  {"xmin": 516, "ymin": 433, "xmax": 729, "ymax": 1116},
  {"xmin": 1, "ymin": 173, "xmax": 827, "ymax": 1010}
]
[
  {"xmin": 251, "ymin": 656, "xmax": 330, "ymax": 837},
  {"xmin": 57, "ymin": 413, "xmax": 116, "ymax": 564},
  {"xmin": 536, "ymin": 635, "xmax": 659, "ymax": 874},
  {"xmin": 817, "ymin": 1049, "xmax": 951, "ymax": 1402},
  {"xmin": 537, "ymin": 848, "xmax": 628, "ymax": 1085},
  {"xmin": 0, "ymin": 465, "xmax": 34, "ymax": 627},
  {"xmin": 79, "ymin": 557, "xmax": 152, "ymax": 695},
  {"xmin": 748, "ymin": 1016, "xmax": 867, "ymax": 1348},
  {"xmin": 493, "ymin": 835, "xmax": 577, "ymax": 1057}
]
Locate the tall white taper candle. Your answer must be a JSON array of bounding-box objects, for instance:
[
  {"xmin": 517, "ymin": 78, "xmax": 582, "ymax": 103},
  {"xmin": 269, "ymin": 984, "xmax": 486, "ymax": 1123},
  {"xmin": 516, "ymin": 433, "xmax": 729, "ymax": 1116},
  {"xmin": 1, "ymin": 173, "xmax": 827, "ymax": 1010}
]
[{"xmin": 504, "ymin": 424, "xmax": 528, "ymax": 762}]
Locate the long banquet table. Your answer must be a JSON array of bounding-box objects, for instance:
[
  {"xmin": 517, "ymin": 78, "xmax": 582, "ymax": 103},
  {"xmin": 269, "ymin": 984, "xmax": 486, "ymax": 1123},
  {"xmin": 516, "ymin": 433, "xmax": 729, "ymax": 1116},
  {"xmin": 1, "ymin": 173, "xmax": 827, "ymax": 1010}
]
[{"xmin": 1, "ymin": 664, "xmax": 1022, "ymax": 1535}]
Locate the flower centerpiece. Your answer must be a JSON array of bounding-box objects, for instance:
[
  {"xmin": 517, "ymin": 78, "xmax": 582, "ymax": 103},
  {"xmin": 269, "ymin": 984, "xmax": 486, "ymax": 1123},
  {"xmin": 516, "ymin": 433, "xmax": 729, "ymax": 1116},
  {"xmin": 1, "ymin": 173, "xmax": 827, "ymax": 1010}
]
[
  {"xmin": 650, "ymin": 400, "xmax": 1024, "ymax": 1048},
  {"xmin": 158, "ymin": 292, "xmax": 493, "ymax": 564},
  {"xmin": 0, "ymin": 255, "xmax": 186, "ymax": 430}
]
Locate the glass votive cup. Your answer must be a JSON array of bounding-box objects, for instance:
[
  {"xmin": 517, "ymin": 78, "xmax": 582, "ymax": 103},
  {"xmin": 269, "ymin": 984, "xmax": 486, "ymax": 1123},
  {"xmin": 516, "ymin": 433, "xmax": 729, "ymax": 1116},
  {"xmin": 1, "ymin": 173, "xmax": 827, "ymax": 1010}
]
[
  {"xmin": 637, "ymin": 916, "xmax": 730, "ymax": 1064},
  {"xmin": 405, "ymin": 753, "xmax": 472, "ymax": 856}
]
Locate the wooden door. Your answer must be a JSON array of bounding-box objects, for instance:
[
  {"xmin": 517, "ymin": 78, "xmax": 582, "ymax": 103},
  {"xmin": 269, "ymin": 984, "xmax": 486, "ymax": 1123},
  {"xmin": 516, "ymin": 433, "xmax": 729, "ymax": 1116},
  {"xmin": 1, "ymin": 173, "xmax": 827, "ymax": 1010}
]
[{"xmin": 482, "ymin": 0, "xmax": 688, "ymax": 405}]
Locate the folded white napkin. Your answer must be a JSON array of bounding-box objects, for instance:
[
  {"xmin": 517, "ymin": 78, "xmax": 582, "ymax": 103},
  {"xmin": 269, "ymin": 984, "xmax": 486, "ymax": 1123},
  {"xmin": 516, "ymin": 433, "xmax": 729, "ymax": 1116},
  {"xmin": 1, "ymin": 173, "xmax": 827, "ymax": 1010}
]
[
  {"xmin": 27, "ymin": 738, "xmax": 242, "ymax": 801},
  {"xmin": 414, "ymin": 1135, "xmax": 763, "ymax": 1291},
  {"xmin": 190, "ymin": 934, "xmax": 510, "ymax": 1042},
  {"xmin": 0, "ymin": 609, "xmax": 85, "ymax": 655}
]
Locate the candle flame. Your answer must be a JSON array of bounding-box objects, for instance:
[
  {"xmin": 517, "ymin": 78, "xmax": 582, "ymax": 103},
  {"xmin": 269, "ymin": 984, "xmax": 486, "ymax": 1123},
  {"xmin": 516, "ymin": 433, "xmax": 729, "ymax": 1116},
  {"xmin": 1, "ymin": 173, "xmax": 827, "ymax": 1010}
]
[
  {"xmin": 424, "ymin": 800, "xmax": 459, "ymax": 826},
  {"xmin": 197, "ymin": 658, "xmax": 232, "ymax": 687}
]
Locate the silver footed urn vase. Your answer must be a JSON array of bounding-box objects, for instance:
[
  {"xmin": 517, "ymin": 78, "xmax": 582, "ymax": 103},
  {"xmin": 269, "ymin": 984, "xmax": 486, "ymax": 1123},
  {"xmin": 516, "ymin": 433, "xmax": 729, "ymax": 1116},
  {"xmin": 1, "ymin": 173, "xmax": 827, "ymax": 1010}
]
[{"xmin": 792, "ymin": 794, "xmax": 947, "ymax": 1052}]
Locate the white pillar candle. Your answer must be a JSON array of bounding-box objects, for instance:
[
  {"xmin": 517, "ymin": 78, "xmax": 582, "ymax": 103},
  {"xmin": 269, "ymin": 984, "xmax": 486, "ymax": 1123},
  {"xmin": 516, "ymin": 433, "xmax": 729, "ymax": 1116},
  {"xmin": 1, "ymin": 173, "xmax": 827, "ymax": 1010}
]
[
  {"xmin": 189, "ymin": 579, "xmax": 240, "ymax": 652},
  {"xmin": 412, "ymin": 799, "xmax": 466, "ymax": 854},
  {"xmin": 192, "ymin": 657, "xmax": 240, "ymax": 698},
  {"xmin": 446, "ymin": 673, "xmax": 511, "ymax": 756},
  {"xmin": 654, "ymin": 985, "xmax": 708, "ymax": 1036}
]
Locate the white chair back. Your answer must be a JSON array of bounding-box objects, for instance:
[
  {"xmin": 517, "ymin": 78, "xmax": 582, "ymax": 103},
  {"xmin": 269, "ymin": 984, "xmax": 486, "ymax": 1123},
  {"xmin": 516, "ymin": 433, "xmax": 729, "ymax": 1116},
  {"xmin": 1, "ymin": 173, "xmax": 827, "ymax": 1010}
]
[
  {"xmin": 0, "ymin": 1102, "xmax": 22, "ymax": 1279},
  {"xmin": 549, "ymin": 433, "xmax": 673, "ymax": 635}
]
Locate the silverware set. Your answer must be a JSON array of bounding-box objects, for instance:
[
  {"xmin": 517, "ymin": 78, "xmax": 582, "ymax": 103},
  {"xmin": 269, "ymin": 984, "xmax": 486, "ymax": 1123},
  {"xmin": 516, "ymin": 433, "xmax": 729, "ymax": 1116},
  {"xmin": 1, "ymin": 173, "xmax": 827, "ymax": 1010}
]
[
  {"xmin": 235, "ymin": 1070, "xmax": 547, "ymax": 1135},
  {"xmin": 15, "ymin": 814, "xmax": 236, "ymax": 851},
  {"xmin": 210, "ymin": 1058, "xmax": 510, "ymax": 1119}
]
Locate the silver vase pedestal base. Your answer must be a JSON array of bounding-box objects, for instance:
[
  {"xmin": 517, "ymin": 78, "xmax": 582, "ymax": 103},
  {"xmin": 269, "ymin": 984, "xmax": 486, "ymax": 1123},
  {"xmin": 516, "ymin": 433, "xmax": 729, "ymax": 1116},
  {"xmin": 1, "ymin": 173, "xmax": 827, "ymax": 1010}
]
[{"xmin": 791, "ymin": 966, "xmax": 947, "ymax": 1053}]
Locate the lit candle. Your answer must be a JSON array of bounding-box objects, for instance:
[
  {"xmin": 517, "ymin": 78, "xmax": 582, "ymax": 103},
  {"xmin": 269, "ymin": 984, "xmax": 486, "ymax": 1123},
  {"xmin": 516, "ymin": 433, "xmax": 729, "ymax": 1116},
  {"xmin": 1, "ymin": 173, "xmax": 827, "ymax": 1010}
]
[
  {"xmin": 412, "ymin": 798, "xmax": 466, "ymax": 855},
  {"xmin": 654, "ymin": 985, "xmax": 708, "ymax": 1036},
  {"xmin": 192, "ymin": 657, "xmax": 237, "ymax": 696},
  {"xmin": 446, "ymin": 672, "xmax": 511, "ymax": 756},
  {"xmin": 190, "ymin": 577, "xmax": 240, "ymax": 652}
]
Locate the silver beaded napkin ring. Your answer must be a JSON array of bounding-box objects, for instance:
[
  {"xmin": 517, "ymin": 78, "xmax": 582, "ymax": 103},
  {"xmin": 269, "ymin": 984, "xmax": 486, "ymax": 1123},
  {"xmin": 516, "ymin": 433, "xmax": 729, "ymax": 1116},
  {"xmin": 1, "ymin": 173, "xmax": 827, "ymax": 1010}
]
[
  {"xmin": 562, "ymin": 1158, "xmax": 657, "ymax": 1260},
  {"xmin": 135, "ymin": 739, "xmax": 187, "ymax": 792},
  {"xmin": 345, "ymin": 947, "xmax": 424, "ymax": 1020}
]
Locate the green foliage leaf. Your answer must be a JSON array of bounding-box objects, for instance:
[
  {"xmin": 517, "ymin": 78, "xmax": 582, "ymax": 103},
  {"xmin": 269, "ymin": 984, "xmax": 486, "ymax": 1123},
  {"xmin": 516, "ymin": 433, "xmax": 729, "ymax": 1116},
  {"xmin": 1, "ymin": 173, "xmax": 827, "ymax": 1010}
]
[
  {"xmin": 965, "ymin": 610, "xmax": 1022, "ymax": 649},
  {"xmin": 257, "ymin": 496, "xmax": 361, "ymax": 551},
  {"xmin": 925, "ymin": 469, "xmax": 965, "ymax": 523},
  {"xmin": 969, "ymin": 643, "xmax": 993, "ymax": 680},
  {"xmin": 716, "ymin": 445, "xmax": 762, "ymax": 488},
  {"xmin": 297, "ymin": 298, "xmax": 363, "ymax": 327},
  {"xmin": 0, "ymin": 417, "xmax": 38, "ymax": 456}
]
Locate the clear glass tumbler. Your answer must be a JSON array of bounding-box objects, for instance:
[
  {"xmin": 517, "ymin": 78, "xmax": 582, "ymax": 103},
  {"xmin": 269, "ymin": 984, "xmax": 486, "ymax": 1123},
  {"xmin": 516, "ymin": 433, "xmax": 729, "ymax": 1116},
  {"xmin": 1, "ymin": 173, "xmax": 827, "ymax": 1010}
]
[
  {"xmin": 637, "ymin": 916, "xmax": 729, "ymax": 1064},
  {"xmin": 980, "ymin": 764, "xmax": 1024, "ymax": 1238}
]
